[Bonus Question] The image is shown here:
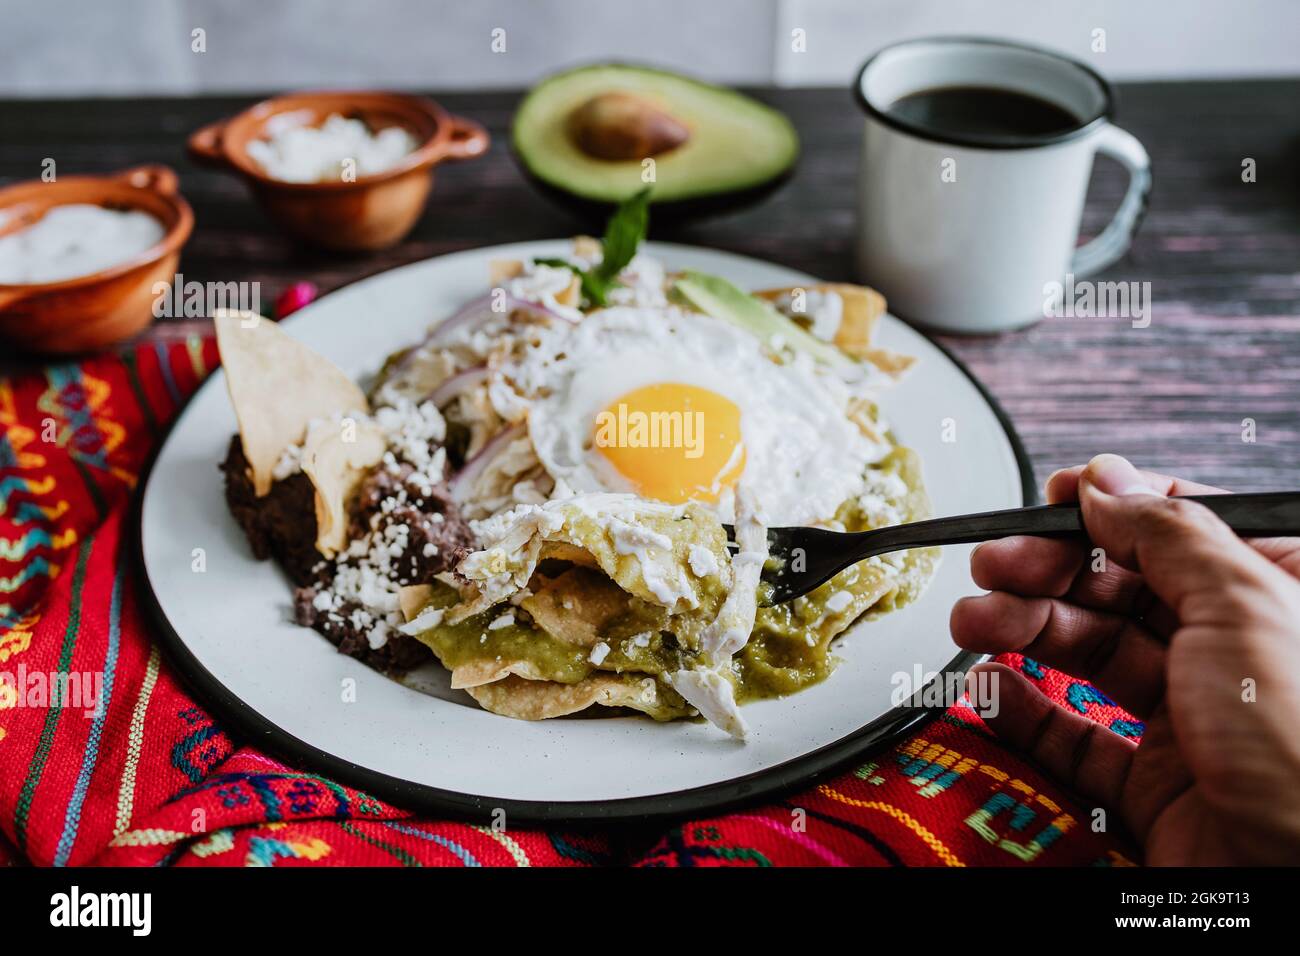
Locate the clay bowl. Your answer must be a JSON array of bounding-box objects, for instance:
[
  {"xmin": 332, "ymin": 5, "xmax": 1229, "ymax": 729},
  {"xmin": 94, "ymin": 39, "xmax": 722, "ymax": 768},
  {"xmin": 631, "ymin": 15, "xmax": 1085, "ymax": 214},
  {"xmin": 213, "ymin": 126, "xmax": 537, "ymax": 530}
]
[
  {"xmin": 188, "ymin": 91, "xmax": 490, "ymax": 251},
  {"xmin": 0, "ymin": 165, "xmax": 194, "ymax": 355}
]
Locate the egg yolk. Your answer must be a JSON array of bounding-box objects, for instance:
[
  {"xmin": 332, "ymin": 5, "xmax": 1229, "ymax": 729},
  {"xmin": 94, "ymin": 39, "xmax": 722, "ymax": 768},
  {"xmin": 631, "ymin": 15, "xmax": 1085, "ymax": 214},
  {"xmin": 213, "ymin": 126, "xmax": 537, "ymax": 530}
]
[{"xmin": 592, "ymin": 383, "xmax": 746, "ymax": 504}]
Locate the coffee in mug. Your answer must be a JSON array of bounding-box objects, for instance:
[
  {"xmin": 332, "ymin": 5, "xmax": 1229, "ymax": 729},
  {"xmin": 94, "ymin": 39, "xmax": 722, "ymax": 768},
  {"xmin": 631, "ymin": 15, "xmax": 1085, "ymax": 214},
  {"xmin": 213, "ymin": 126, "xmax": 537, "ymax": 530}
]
[{"xmin": 854, "ymin": 38, "xmax": 1151, "ymax": 334}]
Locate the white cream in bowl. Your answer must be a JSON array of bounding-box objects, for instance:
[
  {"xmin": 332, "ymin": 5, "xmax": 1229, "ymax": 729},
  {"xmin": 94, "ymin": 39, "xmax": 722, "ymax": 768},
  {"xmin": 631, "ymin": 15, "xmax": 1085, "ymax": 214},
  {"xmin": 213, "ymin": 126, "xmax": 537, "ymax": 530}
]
[
  {"xmin": 246, "ymin": 113, "xmax": 419, "ymax": 183},
  {"xmin": 0, "ymin": 204, "xmax": 166, "ymax": 285}
]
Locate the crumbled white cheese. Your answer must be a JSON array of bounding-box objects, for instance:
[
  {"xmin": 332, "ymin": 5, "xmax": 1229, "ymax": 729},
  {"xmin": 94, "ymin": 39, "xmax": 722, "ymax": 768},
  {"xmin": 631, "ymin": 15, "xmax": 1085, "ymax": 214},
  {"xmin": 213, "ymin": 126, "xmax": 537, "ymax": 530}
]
[
  {"xmin": 0, "ymin": 204, "xmax": 166, "ymax": 284},
  {"xmin": 605, "ymin": 255, "xmax": 669, "ymax": 308},
  {"xmin": 824, "ymin": 590, "xmax": 853, "ymax": 613},
  {"xmin": 271, "ymin": 442, "xmax": 303, "ymax": 480},
  {"xmin": 247, "ymin": 113, "xmax": 417, "ymax": 183},
  {"xmin": 607, "ymin": 515, "xmax": 694, "ymax": 607},
  {"xmin": 666, "ymin": 667, "xmax": 747, "ymax": 740},
  {"xmin": 805, "ymin": 290, "xmax": 844, "ymax": 341},
  {"xmin": 488, "ymin": 612, "xmax": 514, "ymax": 631},
  {"xmin": 505, "ymin": 263, "xmax": 583, "ymax": 320},
  {"xmin": 772, "ymin": 288, "xmax": 844, "ymax": 342},
  {"xmin": 856, "ymin": 468, "xmax": 909, "ymax": 527},
  {"xmin": 588, "ymin": 641, "xmax": 610, "ymax": 665},
  {"xmin": 698, "ymin": 485, "xmax": 768, "ymax": 664},
  {"xmin": 398, "ymin": 605, "xmax": 445, "ymax": 635},
  {"xmin": 687, "ymin": 544, "xmax": 718, "ymax": 578},
  {"xmin": 312, "ymin": 506, "xmax": 422, "ymax": 646},
  {"xmin": 366, "ymin": 619, "xmax": 391, "ymax": 650},
  {"xmin": 372, "ymin": 399, "xmax": 447, "ymax": 481}
]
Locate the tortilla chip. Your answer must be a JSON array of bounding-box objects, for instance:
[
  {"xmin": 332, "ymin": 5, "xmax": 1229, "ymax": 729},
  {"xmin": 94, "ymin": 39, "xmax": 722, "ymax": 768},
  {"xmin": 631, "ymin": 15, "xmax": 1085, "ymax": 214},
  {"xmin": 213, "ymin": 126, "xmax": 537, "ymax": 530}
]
[
  {"xmin": 520, "ymin": 567, "xmax": 634, "ymax": 648},
  {"xmin": 538, "ymin": 541, "xmax": 600, "ymax": 567},
  {"xmin": 466, "ymin": 673, "xmax": 675, "ymax": 720},
  {"xmin": 450, "ymin": 659, "xmax": 547, "ymax": 690},
  {"xmin": 860, "ymin": 347, "xmax": 916, "ymax": 378},
  {"xmin": 555, "ymin": 274, "xmax": 581, "ymax": 307},
  {"xmin": 398, "ymin": 584, "xmax": 435, "ymax": 622},
  {"xmin": 817, "ymin": 565, "xmax": 898, "ymax": 641},
  {"xmin": 488, "ymin": 259, "xmax": 524, "ymax": 285},
  {"xmin": 299, "ymin": 417, "xmax": 386, "ymax": 557},
  {"xmin": 572, "ymin": 236, "xmax": 601, "ymax": 260},
  {"xmin": 754, "ymin": 283, "xmax": 888, "ymax": 360},
  {"xmin": 214, "ymin": 310, "xmax": 368, "ymax": 496},
  {"xmin": 847, "ymin": 396, "xmax": 886, "ymax": 445}
]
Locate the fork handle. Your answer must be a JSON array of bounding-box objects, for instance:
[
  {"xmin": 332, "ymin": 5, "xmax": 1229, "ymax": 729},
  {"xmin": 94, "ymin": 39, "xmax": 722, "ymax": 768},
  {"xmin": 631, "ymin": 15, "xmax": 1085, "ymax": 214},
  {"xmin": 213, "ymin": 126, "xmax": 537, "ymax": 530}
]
[{"xmin": 858, "ymin": 491, "xmax": 1300, "ymax": 556}]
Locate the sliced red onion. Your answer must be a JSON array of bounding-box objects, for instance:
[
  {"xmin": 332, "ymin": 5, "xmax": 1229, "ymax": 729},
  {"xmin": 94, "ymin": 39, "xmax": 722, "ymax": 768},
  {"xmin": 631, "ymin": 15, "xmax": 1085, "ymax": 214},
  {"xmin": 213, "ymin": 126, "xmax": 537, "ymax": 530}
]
[
  {"xmin": 449, "ymin": 422, "xmax": 525, "ymax": 504},
  {"xmin": 427, "ymin": 364, "xmax": 489, "ymax": 408},
  {"xmin": 428, "ymin": 294, "xmax": 574, "ymax": 347},
  {"xmin": 389, "ymin": 293, "xmax": 577, "ymax": 382},
  {"xmin": 424, "ymin": 293, "xmax": 497, "ymax": 348}
]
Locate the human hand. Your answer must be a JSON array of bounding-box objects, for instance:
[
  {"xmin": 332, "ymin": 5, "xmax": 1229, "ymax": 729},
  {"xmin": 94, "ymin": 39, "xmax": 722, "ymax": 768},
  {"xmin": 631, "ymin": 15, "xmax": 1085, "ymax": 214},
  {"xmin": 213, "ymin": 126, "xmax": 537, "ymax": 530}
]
[{"xmin": 951, "ymin": 454, "xmax": 1300, "ymax": 865}]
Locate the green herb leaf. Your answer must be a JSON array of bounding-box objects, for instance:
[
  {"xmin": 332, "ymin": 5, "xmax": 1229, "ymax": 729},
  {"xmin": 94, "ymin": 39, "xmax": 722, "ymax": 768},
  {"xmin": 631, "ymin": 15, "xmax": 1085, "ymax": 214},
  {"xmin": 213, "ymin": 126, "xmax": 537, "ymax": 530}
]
[
  {"xmin": 594, "ymin": 187, "xmax": 651, "ymax": 285},
  {"xmin": 532, "ymin": 187, "xmax": 651, "ymax": 308}
]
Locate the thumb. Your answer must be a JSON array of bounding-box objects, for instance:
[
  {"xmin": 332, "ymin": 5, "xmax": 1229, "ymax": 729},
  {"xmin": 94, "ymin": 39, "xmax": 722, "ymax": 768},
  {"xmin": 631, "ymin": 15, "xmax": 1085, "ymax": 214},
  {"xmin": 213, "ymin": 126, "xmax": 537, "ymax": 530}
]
[{"xmin": 1077, "ymin": 454, "xmax": 1280, "ymax": 619}]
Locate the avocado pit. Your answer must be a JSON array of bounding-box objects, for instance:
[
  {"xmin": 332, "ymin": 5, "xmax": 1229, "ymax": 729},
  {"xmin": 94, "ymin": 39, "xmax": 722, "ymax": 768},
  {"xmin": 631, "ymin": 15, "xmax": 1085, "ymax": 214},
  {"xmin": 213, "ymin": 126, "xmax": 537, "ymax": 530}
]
[{"xmin": 567, "ymin": 92, "xmax": 690, "ymax": 161}]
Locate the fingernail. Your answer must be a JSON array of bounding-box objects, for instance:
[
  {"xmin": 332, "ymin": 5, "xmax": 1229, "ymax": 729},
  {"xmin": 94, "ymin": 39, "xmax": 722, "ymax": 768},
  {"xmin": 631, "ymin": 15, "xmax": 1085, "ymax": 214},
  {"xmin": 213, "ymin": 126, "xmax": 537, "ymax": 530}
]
[{"xmin": 1085, "ymin": 454, "xmax": 1160, "ymax": 497}]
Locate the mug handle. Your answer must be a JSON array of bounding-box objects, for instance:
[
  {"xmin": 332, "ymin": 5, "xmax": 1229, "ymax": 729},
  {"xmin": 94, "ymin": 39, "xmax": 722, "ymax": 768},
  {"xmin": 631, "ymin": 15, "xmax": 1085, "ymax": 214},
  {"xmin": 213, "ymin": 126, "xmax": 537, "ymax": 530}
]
[{"xmin": 1071, "ymin": 124, "xmax": 1152, "ymax": 277}]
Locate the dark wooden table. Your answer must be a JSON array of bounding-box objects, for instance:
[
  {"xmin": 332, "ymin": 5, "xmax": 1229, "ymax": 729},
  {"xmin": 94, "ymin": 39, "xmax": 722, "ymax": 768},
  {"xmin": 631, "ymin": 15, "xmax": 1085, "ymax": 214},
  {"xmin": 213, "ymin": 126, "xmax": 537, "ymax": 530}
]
[{"xmin": 3, "ymin": 81, "xmax": 1298, "ymax": 491}]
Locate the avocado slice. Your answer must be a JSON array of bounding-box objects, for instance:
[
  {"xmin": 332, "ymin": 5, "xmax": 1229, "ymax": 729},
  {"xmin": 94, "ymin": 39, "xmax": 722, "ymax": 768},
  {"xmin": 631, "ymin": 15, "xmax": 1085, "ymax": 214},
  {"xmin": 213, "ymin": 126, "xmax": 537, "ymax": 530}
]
[
  {"xmin": 673, "ymin": 270, "xmax": 856, "ymax": 373},
  {"xmin": 513, "ymin": 64, "xmax": 799, "ymax": 223}
]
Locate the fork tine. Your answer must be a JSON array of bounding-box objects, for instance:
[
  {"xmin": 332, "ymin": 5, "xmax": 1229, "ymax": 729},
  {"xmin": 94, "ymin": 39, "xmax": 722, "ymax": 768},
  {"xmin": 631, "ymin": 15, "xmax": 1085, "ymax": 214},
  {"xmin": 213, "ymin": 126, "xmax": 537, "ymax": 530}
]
[{"xmin": 758, "ymin": 525, "xmax": 871, "ymax": 606}]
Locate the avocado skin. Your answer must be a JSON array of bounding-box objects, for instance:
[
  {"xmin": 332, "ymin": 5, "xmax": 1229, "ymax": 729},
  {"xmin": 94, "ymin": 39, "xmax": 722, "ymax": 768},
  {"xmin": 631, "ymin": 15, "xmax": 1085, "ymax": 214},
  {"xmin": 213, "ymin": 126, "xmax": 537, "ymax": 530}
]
[
  {"xmin": 512, "ymin": 151, "xmax": 797, "ymax": 228},
  {"xmin": 511, "ymin": 63, "xmax": 799, "ymax": 227}
]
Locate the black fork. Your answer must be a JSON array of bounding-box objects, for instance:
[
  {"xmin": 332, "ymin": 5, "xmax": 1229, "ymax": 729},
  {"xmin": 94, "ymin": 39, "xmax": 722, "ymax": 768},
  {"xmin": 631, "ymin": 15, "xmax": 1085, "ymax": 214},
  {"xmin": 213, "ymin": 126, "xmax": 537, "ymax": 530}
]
[{"xmin": 743, "ymin": 492, "xmax": 1300, "ymax": 606}]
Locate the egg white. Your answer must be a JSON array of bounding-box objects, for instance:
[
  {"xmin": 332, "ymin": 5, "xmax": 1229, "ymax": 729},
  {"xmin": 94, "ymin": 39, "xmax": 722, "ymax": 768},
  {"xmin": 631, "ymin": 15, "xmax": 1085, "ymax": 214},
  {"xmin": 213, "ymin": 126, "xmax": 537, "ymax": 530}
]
[{"xmin": 503, "ymin": 305, "xmax": 883, "ymax": 525}]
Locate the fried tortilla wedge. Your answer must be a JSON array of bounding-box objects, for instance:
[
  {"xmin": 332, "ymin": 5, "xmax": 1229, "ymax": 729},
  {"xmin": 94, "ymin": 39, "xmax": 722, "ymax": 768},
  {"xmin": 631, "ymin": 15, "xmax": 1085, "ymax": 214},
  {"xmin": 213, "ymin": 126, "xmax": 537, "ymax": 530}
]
[
  {"xmin": 858, "ymin": 345, "xmax": 916, "ymax": 378},
  {"xmin": 398, "ymin": 584, "xmax": 435, "ymax": 622},
  {"xmin": 214, "ymin": 310, "xmax": 369, "ymax": 496},
  {"xmin": 488, "ymin": 259, "xmax": 524, "ymax": 285},
  {"xmin": 299, "ymin": 416, "xmax": 387, "ymax": 558},
  {"xmin": 572, "ymin": 235, "xmax": 601, "ymax": 260},
  {"xmin": 538, "ymin": 541, "xmax": 600, "ymax": 567},
  {"xmin": 519, "ymin": 566, "xmax": 637, "ymax": 648},
  {"xmin": 450, "ymin": 659, "xmax": 549, "ymax": 690},
  {"xmin": 754, "ymin": 283, "xmax": 912, "ymax": 376},
  {"xmin": 465, "ymin": 673, "xmax": 687, "ymax": 721}
]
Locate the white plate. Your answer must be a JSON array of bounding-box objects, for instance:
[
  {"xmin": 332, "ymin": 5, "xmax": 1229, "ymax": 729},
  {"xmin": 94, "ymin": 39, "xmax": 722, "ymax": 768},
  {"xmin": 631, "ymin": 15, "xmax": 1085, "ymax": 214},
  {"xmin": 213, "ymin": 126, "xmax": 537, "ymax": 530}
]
[{"xmin": 137, "ymin": 241, "xmax": 1033, "ymax": 821}]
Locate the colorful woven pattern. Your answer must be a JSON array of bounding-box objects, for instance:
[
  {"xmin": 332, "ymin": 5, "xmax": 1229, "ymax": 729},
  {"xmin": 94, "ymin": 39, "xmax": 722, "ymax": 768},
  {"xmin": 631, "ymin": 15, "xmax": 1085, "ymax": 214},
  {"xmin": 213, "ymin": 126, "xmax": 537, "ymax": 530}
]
[{"xmin": 0, "ymin": 340, "xmax": 1141, "ymax": 866}]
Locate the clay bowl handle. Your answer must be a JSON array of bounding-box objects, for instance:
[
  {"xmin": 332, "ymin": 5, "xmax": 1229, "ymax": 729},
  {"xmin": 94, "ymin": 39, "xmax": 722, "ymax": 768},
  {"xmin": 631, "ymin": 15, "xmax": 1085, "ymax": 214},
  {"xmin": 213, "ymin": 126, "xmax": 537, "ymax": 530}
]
[
  {"xmin": 187, "ymin": 119, "xmax": 232, "ymax": 169},
  {"xmin": 436, "ymin": 114, "xmax": 490, "ymax": 163},
  {"xmin": 114, "ymin": 164, "xmax": 180, "ymax": 195}
]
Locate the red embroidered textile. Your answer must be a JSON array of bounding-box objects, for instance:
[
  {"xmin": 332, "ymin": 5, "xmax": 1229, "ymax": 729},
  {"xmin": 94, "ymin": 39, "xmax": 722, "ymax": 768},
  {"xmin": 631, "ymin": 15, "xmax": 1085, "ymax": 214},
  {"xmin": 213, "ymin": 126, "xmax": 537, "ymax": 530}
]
[{"xmin": 0, "ymin": 340, "xmax": 1140, "ymax": 866}]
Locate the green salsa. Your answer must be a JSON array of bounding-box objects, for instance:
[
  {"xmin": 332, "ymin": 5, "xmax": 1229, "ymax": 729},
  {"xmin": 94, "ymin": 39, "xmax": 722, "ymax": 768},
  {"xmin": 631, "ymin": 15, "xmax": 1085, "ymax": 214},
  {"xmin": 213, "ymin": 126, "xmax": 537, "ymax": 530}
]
[{"xmin": 409, "ymin": 445, "xmax": 937, "ymax": 711}]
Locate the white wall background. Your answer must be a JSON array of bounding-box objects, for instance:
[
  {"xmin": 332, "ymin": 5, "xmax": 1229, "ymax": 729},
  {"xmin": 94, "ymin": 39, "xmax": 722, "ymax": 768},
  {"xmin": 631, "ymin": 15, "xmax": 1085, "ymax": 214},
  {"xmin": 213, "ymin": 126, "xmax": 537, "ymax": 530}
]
[{"xmin": 1, "ymin": 0, "xmax": 1296, "ymax": 97}]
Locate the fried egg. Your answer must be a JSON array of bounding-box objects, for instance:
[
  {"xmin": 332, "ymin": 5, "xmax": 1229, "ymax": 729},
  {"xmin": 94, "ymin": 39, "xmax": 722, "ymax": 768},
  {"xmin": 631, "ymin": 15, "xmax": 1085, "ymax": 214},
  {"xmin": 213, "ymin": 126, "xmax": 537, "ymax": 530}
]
[{"xmin": 507, "ymin": 306, "xmax": 882, "ymax": 525}]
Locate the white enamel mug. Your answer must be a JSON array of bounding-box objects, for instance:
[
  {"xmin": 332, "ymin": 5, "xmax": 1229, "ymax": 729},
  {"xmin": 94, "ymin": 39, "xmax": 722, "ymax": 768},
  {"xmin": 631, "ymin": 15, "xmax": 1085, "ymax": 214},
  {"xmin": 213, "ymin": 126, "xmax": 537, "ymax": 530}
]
[{"xmin": 854, "ymin": 37, "xmax": 1151, "ymax": 334}]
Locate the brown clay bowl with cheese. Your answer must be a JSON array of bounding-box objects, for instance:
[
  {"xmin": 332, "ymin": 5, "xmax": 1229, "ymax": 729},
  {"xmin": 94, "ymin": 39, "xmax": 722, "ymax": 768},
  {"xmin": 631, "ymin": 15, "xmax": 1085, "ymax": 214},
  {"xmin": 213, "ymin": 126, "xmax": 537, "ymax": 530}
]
[
  {"xmin": 187, "ymin": 91, "xmax": 490, "ymax": 251},
  {"xmin": 0, "ymin": 164, "xmax": 194, "ymax": 355}
]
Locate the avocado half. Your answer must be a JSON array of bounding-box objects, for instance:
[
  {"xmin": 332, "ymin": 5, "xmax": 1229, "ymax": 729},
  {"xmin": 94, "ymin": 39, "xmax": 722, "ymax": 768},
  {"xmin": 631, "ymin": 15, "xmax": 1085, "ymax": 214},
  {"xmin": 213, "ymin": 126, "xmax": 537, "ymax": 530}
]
[{"xmin": 513, "ymin": 64, "xmax": 799, "ymax": 225}]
